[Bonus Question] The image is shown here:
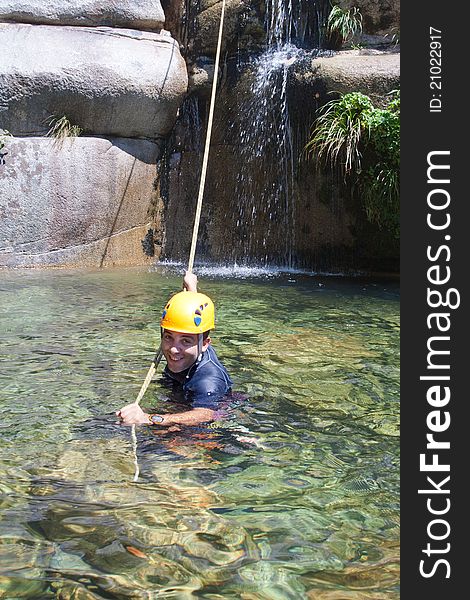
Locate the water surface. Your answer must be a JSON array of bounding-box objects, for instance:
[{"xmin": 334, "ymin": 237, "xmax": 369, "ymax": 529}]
[{"xmin": 0, "ymin": 266, "xmax": 399, "ymax": 598}]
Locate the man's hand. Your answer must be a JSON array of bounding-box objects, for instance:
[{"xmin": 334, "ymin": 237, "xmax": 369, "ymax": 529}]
[
  {"xmin": 183, "ymin": 271, "xmax": 198, "ymax": 292},
  {"xmin": 116, "ymin": 403, "xmax": 150, "ymax": 425}
]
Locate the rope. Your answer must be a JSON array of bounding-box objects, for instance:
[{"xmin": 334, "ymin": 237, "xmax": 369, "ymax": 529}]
[
  {"xmin": 134, "ymin": 348, "xmax": 163, "ymax": 407},
  {"xmin": 131, "ymin": 347, "xmax": 163, "ymax": 481},
  {"xmin": 188, "ymin": 0, "xmax": 226, "ymax": 273},
  {"xmin": 131, "ymin": 425, "xmax": 140, "ymax": 482},
  {"xmin": 130, "ymin": 0, "xmax": 226, "ymax": 480}
]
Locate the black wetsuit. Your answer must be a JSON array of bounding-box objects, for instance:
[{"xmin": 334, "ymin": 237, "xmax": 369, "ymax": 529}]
[{"xmin": 162, "ymin": 345, "xmax": 232, "ymax": 409}]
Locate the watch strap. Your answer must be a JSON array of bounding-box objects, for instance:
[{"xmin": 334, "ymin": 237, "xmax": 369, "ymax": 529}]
[{"xmin": 149, "ymin": 414, "xmax": 164, "ymax": 424}]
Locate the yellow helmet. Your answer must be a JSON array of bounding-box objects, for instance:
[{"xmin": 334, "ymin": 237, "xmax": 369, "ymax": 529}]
[{"xmin": 160, "ymin": 291, "xmax": 215, "ymax": 334}]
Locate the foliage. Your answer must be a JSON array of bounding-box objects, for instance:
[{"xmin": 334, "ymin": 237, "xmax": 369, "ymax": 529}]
[
  {"xmin": 305, "ymin": 92, "xmax": 373, "ymax": 173},
  {"xmin": 325, "ymin": 4, "xmax": 363, "ymax": 49},
  {"xmin": 0, "ymin": 129, "xmax": 12, "ymax": 152},
  {"xmin": 305, "ymin": 90, "xmax": 400, "ymax": 237},
  {"xmin": 362, "ymin": 91, "xmax": 400, "ymax": 236},
  {"xmin": 385, "ymin": 27, "xmax": 400, "ymax": 46},
  {"xmin": 46, "ymin": 115, "xmax": 82, "ymax": 139}
]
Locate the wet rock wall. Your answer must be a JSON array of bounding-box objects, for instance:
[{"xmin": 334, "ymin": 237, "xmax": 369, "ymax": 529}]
[{"xmin": 0, "ymin": 1, "xmax": 187, "ymax": 268}]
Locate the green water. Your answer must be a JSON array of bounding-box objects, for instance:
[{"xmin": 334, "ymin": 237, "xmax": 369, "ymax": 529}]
[{"xmin": 0, "ymin": 266, "xmax": 399, "ymax": 599}]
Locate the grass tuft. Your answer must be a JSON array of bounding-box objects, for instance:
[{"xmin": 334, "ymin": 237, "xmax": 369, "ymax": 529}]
[{"xmin": 46, "ymin": 115, "xmax": 83, "ymax": 140}]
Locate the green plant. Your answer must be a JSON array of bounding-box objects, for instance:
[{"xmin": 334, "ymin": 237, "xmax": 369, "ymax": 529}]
[
  {"xmin": 0, "ymin": 129, "xmax": 12, "ymax": 152},
  {"xmin": 325, "ymin": 5, "xmax": 363, "ymax": 49},
  {"xmin": 46, "ymin": 115, "xmax": 82, "ymax": 139},
  {"xmin": 305, "ymin": 90, "xmax": 400, "ymax": 237},
  {"xmin": 305, "ymin": 92, "xmax": 373, "ymax": 173},
  {"xmin": 362, "ymin": 91, "xmax": 400, "ymax": 236},
  {"xmin": 384, "ymin": 27, "xmax": 400, "ymax": 46}
]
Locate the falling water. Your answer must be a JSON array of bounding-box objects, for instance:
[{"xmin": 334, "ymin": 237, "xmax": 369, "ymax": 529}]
[
  {"xmin": 266, "ymin": 0, "xmax": 329, "ymax": 49},
  {"xmin": 160, "ymin": 1, "xmax": 331, "ymax": 269},
  {"xmin": 266, "ymin": 0, "xmax": 294, "ymax": 47},
  {"xmin": 234, "ymin": 44, "xmax": 301, "ymax": 267},
  {"xmin": 231, "ymin": 0, "xmax": 327, "ymax": 267}
]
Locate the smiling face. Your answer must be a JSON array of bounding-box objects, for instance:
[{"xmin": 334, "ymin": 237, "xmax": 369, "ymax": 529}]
[{"xmin": 161, "ymin": 329, "xmax": 210, "ymax": 373}]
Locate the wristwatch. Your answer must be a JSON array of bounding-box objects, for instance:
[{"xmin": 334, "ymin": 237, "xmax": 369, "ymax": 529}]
[{"xmin": 148, "ymin": 414, "xmax": 164, "ymax": 425}]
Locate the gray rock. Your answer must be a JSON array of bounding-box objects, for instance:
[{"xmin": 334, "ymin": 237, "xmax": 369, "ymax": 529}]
[
  {"xmin": 0, "ymin": 23, "xmax": 188, "ymax": 139},
  {"xmin": 312, "ymin": 50, "xmax": 400, "ymax": 103},
  {"xmin": 187, "ymin": 57, "xmax": 216, "ymax": 96},
  {"xmin": 0, "ymin": 0, "xmax": 165, "ymax": 31},
  {"xmin": 0, "ymin": 137, "xmax": 163, "ymax": 268},
  {"xmin": 192, "ymin": 0, "xmax": 247, "ymax": 55},
  {"xmin": 345, "ymin": 0, "xmax": 400, "ymax": 36}
]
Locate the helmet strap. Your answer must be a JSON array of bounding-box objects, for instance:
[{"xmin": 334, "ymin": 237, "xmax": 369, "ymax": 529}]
[{"xmin": 197, "ymin": 333, "xmax": 204, "ymax": 361}]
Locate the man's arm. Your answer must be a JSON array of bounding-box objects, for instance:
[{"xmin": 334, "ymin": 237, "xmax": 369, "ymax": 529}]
[{"xmin": 116, "ymin": 403, "xmax": 215, "ymax": 426}]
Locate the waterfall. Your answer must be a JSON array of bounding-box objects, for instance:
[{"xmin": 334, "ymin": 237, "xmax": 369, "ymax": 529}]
[
  {"xmin": 160, "ymin": 1, "xmax": 330, "ymax": 270},
  {"xmin": 158, "ymin": 0, "xmax": 399, "ymax": 274},
  {"xmin": 233, "ymin": 44, "xmax": 300, "ymax": 267},
  {"xmin": 230, "ymin": 0, "xmax": 327, "ymax": 268},
  {"xmin": 266, "ymin": 0, "xmax": 329, "ymax": 49}
]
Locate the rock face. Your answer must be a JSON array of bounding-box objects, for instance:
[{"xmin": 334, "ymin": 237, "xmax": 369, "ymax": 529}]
[
  {"xmin": 0, "ymin": 23, "xmax": 188, "ymax": 139},
  {"xmin": 311, "ymin": 49, "xmax": 400, "ymax": 104},
  {"xmin": 0, "ymin": 137, "xmax": 163, "ymax": 268},
  {"xmin": 344, "ymin": 0, "xmax": 400, "ymax": 36},
  {"xmin": 0, "ymin": 1, "xmax": 165, "ymax": 30},
  {"xmin": 0, "ymin": 2, "xmax": 189, "ymax": 269},
  {"xmin": 159, "ymin": 1, "xmax": 401, "ymax": 274},
  {"xmin": 184, "ymin": 0, "xmax": 401, "ymax": 59},
  {"xmin": 191, "ymin": 0, "xmax": 248, "ymax": 55},
  {"xmin": 0, "ymin": 0, "xmax": 401, "ymax": 272}
]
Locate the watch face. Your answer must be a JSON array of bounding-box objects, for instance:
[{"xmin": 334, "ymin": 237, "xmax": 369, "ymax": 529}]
[{"xmin": 150, "ymin": 414, "xmax": 164, "ymax": 424}]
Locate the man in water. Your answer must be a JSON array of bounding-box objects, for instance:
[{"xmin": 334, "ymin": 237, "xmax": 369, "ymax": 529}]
[{"xmin": 116, "ymin": 272, "xmax": 232, "ymax": 427}]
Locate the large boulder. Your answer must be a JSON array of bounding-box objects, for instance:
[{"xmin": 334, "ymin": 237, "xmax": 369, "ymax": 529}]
[
  {"xmin": 0, "ymin": 23, "xmax": 188, "ymax": 139},
  {"xmin": 0, "ymin": 137, "xmax": 163, "ymax": 268},
  {"xmin": 0, "ymin": 0, "xmax": 165, "ymax": 31},
  {"xmin": 310, "ymin": 49, "xmax": 400, "ymax": 104},
  {"xmin": 191, "ymin": 0, "xmax": 253, "ymax": 55}
]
